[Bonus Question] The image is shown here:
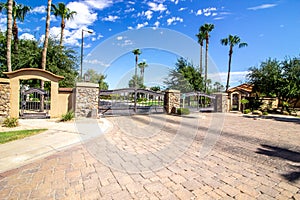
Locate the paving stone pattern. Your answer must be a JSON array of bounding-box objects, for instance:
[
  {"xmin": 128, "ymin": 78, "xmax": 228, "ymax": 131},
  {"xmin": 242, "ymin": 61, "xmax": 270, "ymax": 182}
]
[{"xmin": 0, "ymin": 113, "xmax": 299, "ymax": 199}]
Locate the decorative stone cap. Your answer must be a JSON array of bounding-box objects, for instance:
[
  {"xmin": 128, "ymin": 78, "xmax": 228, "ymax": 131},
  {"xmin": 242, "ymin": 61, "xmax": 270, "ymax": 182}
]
[
  {"xmin": 0, "ymin": 78, "xmax": 10, "ymax": 84},
  {"xmin": 76, "ymin": 82, "xmax": 99, "ymax": 88},
  {"xmin": 164, "ymin": 89, "xmax": 180, "ymax": 93}
]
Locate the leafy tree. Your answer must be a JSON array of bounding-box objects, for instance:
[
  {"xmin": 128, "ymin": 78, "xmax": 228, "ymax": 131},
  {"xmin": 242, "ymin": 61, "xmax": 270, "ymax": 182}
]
[
  {"xmin": 164, "ymin": 57, "xmax": 203, "ymax": 93},
  {"xmin": 84, "ymin": 69, "xmax": 109, "ymax": 90},
  {"xmin": 150, "ymin": 86, "xmax": 160, "ymax": 91},
  {"xmin": 138, "ymin": 61, "xmax": 148, "ymax": 84},
  {"xmin": 51, "ymin": 2, "xmax": 77, "ymax": 46},
  {"xmin": 213, "ymin": 81, "xmax": 224, "ymax": 92},
  {"xmin": 128, "ymin": 74, "xmax": 145, "ymax": 89},
  {"xmin": 221, "ymin": 35, "xmax": 247, "ymax": 92},
  {"xmin": 200, "ymin": 23, "xmax": 214, "ymax": 94}
]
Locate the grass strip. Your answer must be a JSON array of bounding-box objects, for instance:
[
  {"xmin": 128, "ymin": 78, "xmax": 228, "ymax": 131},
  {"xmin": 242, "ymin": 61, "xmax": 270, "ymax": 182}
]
[{"xmin": 0, "ymin": 129, "xmax": 47, "ymax": 144}]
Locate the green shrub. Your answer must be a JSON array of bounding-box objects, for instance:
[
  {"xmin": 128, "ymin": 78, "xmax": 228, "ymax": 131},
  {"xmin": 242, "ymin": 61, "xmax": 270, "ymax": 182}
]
[
  {"xmin": 262, "ymin": 111, "xmax": 268, "ymax": 115},
  {"xmin": 61, "ymin": 111, "xmax": 74, "ymax": 122},
  {"xmin": 282, "ymin": 110, "xmax": 290, "ymax": 115},
  {"xmin": 252, "ymin": 110, "xmax": 262, "ymax": 116},
  {"xmin": 243, "ymin": 109, "xmax": 251, "ymax": 114},
  {"xmin": 2, "ymin": 117, "xmax": 19, "ymax": 128},
  {"xmin": 177, "ymin": 108, "xmax": 190, "ymax": 115}
]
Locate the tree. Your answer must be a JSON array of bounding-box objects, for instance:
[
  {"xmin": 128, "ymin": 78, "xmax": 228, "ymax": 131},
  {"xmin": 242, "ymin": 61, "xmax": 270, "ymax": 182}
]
[
  {"xmin": 164, "ymin": 57, "xmax": 203, "ymax": 93},
  {"xmin": 213, "ymin": 81, "xmax": 224, "ymax": 92},
  {"xmin": 128, "ymin": 75, "xmax": 145, "ymax": 89},
  {"xmin": 83, "ymin": 69, "xmax": 109, "ymax": 90},
  {"xmin": 51, "ymin": 2, "xmax": 77, "ymax": 46},
  {"xmin": 0, "ymin": 1, "xmax": 31, "ymax": 52},
  {"xmin": 41, "ymin": 0, "xmax": 52, "ymax": 70},
  {"xmin": 132, "ymin": 49, "xmax": 141, "ymax": 87},
  {"xmin": 200, "ymin": 23, "xmax": 214, "ymax": 94},
  {"xmin": 221, "ymin": 34, "xmax": 248, "ymax": 92},
  {"xmin": 195, "ymin": 30, "xmax": 205, "ymax": 76},
  {"xmin": 138, "ymin": 61, "xmax": 148, "ymax": 84}
]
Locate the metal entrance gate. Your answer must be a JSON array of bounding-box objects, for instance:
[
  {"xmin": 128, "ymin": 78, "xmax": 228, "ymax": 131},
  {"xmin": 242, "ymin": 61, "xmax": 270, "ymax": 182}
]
[
  {"xmin": 99, "ymin": 88, "xmax": 165, "ymax": 115},
  {"xmin": 181, "ymin": 92, "xmax": 216, "ymax": 112},
  {"xmin": 20, "ymin": 87, "xmax": 50, "ymax": 119}
]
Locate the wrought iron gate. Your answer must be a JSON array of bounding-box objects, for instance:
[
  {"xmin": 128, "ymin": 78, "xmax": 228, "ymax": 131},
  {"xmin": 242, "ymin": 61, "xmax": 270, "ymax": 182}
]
[
  {"xmin": 99, "ymin": 88, "xmax": 165, "ymax": 115},
  {"xmin": 181, "ymin": 92, "xmax": 216, "ymax": 112},
  {"xmin": 20, "ymin": 87, "xmax": 50, "ymax": 119}
]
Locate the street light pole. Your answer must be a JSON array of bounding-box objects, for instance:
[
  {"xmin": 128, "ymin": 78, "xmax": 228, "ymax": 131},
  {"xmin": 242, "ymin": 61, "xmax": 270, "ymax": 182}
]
[{"xmin": 80, "ymin": 29, "xmax": 93, "ymax": 80}]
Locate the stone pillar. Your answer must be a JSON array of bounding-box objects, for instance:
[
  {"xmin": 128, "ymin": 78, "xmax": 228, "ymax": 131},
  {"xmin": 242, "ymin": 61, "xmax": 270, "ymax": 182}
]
[
  {"xmin": 164, "ymin": 89, "xmax": 180, "ymax": 114},
  {"xmin": 0, "ymin": 78, "xmax": 11, "ymax": 118},
  {"xmin": 214, "ymin": 93, "xmax": 228, "ymax": 112},
  {"xmin": 74, "ymin": 82, "xmax": 99, "ymax": 118}
]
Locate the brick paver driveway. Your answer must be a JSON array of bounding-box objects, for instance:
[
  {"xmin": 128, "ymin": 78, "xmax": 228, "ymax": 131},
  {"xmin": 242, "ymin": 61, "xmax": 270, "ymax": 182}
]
[{"xmin": 0, "ymin": 113, "xmax": 299, "ymax": 199}]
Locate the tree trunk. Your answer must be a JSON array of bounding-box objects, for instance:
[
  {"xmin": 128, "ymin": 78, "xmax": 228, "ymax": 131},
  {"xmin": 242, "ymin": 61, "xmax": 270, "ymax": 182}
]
[
  {"xmin": 12, "ymin": 19, "xmax": 18, "ymax": 53},
  {"xmin": 204, "ymin": 36, "xmax": 208, "ymax": 94},
  {"xmin": 200, "ymin": 45, "xmax": 203, "ymax": 75},
  {"xmin": 225, "ymin": 47, "xmax": 233, "ymax": 92},
  {"xmin": 40, "ymin": 0, "xmax": 52, "ymax": 112},
  {"xmin": 6, "ymin": 0, "xmax": 13, "ymax": 72},
  {"xmin": 60, "ymin": 18, "xmax": 65, "ymax": 46}
]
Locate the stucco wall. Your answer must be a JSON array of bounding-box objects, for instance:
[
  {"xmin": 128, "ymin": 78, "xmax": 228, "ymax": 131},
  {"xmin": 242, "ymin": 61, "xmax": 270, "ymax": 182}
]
[
  {"xmin": 0, "ymin": 78, "xmax": 10, "ymax": 118},
  {"xmin": 57, "ymin": 88, "xmax": 74, "ymax": 117}
]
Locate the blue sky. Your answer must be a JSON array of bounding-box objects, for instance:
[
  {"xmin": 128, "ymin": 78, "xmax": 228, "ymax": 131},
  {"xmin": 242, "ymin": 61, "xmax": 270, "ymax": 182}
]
[{"xmin": 1, "ymin": 0, "xmax": 300, "ymax": 89}]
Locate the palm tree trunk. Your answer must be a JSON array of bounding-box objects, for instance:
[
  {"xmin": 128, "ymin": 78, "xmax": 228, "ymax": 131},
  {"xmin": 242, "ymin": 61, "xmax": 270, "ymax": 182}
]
[
  {"xmin": 205, "ymin": 38, "xmax": 208, "ymax": 94},
  {"xmin": 60, "ymin": 18, "xmax": 64, "ymax": 46},
  {"xmin": 6, "ymin": 0, "xmax": 13, "ymax": 72},
  {"xmin": 40, "ymin": 0, "xmax": 52, "ymax": 112},
  {"xmin": 12, "ymin": 19, "xmax": 18, "ymax": 53},
  {"xmin": 200, "ymin": 45, "xmax": 203, "ymax": 75},
  {"xmin": 225, "ymin": 47, "xmax": 233, "ymax": 92}
]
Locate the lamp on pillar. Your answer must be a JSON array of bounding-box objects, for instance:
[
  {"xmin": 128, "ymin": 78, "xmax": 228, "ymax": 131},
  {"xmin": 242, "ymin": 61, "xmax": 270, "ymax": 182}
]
[{"xmin": 80, "ymin": 29, "xmax": 93, "ymax": 80}]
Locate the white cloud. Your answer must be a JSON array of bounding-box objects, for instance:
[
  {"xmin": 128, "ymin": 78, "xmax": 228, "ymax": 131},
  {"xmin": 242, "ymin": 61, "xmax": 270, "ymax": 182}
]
[
  {"xmin": 247, "ymin": 4, "xmax": 277, "ymax": 10},
  {"xmin": 145, "ymin": 10, "xmax": 153, "ymax": 20},
  {"xmin": 137, "ymin": 22, "xmax": 149, "ymax": 29},
  {"xmin": 117, "ymin": 36, "xmax": 123, "ymax": 40},
  {"xmin": 30, "ymin": 6, "xmax": 46, "ymax": 14},
  {"xmin": 125, "ymin": 8, "xmax": 135, "ymax": 13},
  {"xmin": 196, "ymin": 9, "xmax": 202, "ymax": 16},
  {"xmin": 127, "ymin": 26, "xmax": 134, "ymax": 30},
  {"xmin": 84, "ymin": 59, "xmax": 110, "ymax": 67},
  {"xmin": 41, "ymin": 14, "xmax": 57, "ymax": 22},
  {"xmin": 179, "ymin": 7, "xmax": 187, "ymax": 11},
  {"xmin": 148, "ymin": 2, "xmax": 167, "ymax": 12},
  {"xmin": 102, "ymin": 15, "xmax": 119, "ymax": 22},
  {"xmin": 84, "ymin": 0, "xmax": 113, "ymax": 10},
  {"xmin": 20, "ymin": 33, "xmax": 36, "ymax": 40},
  {"xmin": 213, "ymin": 17, "xmax": 224, "ymax": 20},
  {"xmin": 153, "ymin": 21, "xmax": 160, "ymax": 29},
  {"xmin": 209, "ymin": 71, "xmax": 249, "ymax": 86},
  {"xmin": 167, "ymin": 17, "xmax": 183, "ymax": 25},
  {"xmin": 65, "ymin": 2, "xmax": 97, "ymax": 29},
  {"xmin": 170, "ymin": 0, "xmax": 179, "ymax": 4}
]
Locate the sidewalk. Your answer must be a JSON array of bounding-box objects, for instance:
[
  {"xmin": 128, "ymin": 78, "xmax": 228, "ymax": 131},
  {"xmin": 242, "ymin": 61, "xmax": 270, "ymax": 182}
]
[{"xmin": 0, "ymin": 118, "xmax": 112, "ymax": 173}]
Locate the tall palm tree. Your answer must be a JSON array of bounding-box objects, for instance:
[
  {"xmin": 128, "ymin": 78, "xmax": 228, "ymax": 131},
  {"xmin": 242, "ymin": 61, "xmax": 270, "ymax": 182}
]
[
  {"xmin": 5, "ymin": 0, "xmax": 13, "ymax": 72},
  {"xmin": 41, "ymin": 0, "xmax": 52, "ymax": 70},
  {"xmin": 200, "ymin": 23, "xmax": 214, "ymax": 94},
  {"xmin": 221, "ymin": 35, "xmax": 248, "ymax": 92},
  {"xmin": 132, "ymin": 49, "xmax": 142, "ymax": 87},
  {"xmin": 51, "ymin": 2, "xmax": 77, "ymax": 46},
  {"xmin": 138, "ymin": 61, "xmax": 148, "ymax": 84},
  {"xmin": 196, "ymin": 31, "xmax": 205, "ymax": 76},
  {"xmin": 12, "ymin": 2, "xmax": 30, "ymax": 52}
]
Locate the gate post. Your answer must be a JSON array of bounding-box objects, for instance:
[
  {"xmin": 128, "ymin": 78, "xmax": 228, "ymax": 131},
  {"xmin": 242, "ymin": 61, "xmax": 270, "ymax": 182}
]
[
  {"xmin": 164, "ymin": 89, "xmax": 180, "ymax": 114},
  {"xmin": 74, "ymin": 82, "xmax": 99, "ymax": 118},
  {"xmin": 214, "ymin": 93, "xmax": 228, "ymax": 112}
]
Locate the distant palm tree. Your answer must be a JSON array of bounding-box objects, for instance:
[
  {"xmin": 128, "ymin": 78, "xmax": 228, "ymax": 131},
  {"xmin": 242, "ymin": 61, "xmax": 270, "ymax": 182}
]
[
  {"xmin": 221, "ymin": 35, "xmax": 248, "ymax": 92},
  {"xmin": 138, "ymin": 61, "xmax": 148, "ymax": 84},
  {"xmin": 132, "ymin": 49, "xmax": 142, "ymax": 87},
  {"xmin": 51, "ymin": 2, "xmax": 77, "ymax": 46},
  {"xmin": 200, "ymin": 23, "xmax": 214, "ymax": 94},
  {"xmin": 0, "ymin": 1, "xmax": 30, "ymax": 53},
  {"xmin": 196, "ymin": 31, "xmax": 205, "ymax": 76}
]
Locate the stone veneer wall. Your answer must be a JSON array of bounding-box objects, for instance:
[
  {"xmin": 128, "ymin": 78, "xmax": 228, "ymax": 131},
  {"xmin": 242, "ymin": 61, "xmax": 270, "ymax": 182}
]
[
  {"xmin": 74, "ymin": 82, "xmax": 99, "ymax": 118},
  {"xmin": 214, "ymin": 93, "xmax": 228, "ymax": 112},
  {"xmin": 164, "ymin": 89, "xmax": 180, "ymax": 114},
  {"xmin": 0, "ymin": 79, "xmax": 10, "ymax": 118}
]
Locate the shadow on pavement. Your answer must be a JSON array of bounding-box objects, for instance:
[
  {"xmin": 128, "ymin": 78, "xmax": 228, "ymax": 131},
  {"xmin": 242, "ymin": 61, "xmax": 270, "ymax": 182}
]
[
  {"xmin": 242, "ymin": 114, "xmax": 300, "ymax": 124},
  {"xmin": 256, "ymin": 144, "xmax": 300, "ymax": 182}
]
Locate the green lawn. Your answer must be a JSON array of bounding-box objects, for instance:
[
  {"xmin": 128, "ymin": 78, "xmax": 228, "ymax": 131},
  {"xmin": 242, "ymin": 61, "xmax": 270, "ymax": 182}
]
[{"xmin": 0, "ymin": 129, "xmax": 47, "ymax": 144}]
